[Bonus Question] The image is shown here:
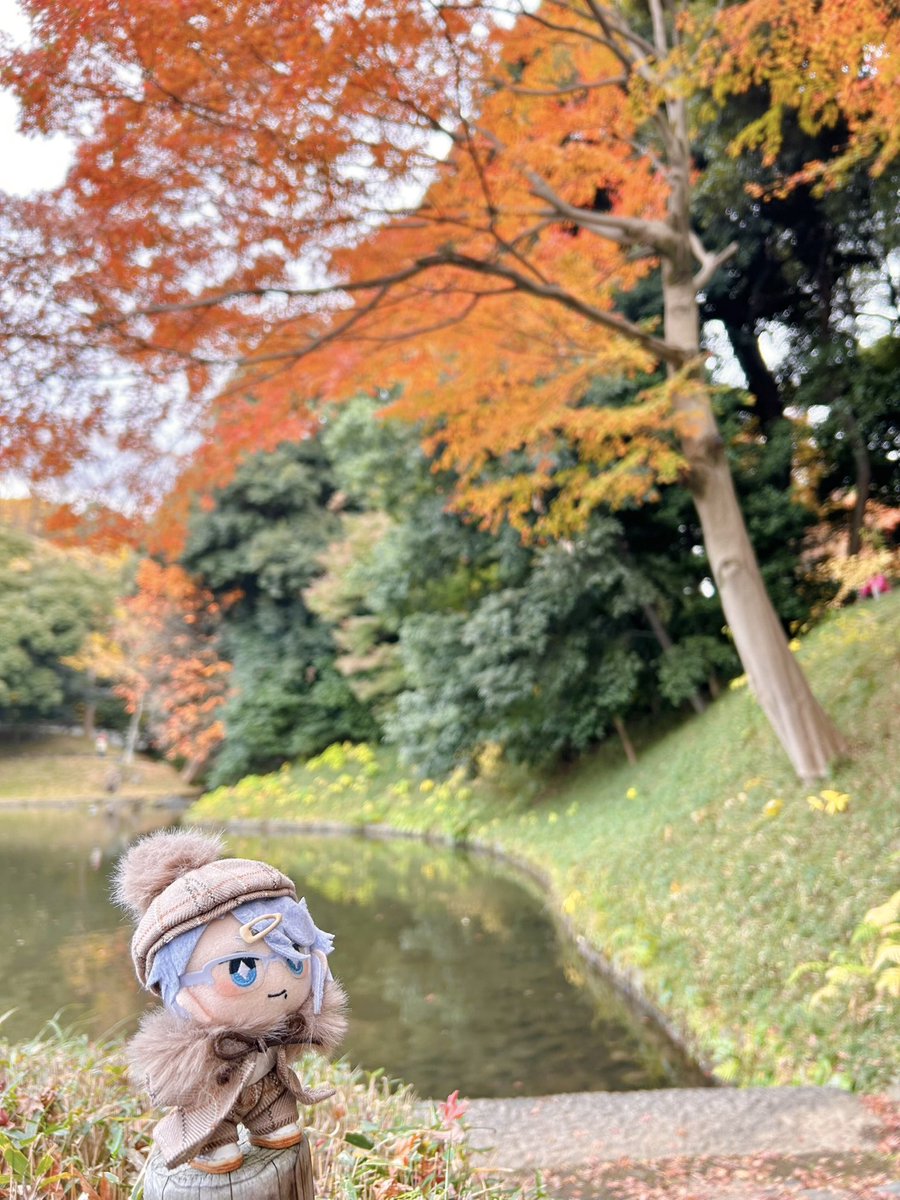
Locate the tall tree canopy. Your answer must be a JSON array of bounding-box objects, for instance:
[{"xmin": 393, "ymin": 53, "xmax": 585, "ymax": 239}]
[
  {"xmin": 0, "ymin": 0, "xmax": 896, "ymax": 777},
  {"xmin": 180, "ymin": 439, "xmax": 376, "ymax": 783}
]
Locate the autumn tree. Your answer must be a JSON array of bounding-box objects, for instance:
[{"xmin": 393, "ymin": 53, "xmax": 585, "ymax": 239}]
[
  {"xmin": 114, "ymin": 559, "xmax": 231, "ymax": 782},
  {"xmin": 0, "ymin": 0, "xmax": 896, "ymax": 776}
]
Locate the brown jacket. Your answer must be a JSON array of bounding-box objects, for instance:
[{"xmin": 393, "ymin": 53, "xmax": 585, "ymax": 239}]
[{"xmin": 126, "ymin": 977, "xmax": 348, "ymax": 1167}]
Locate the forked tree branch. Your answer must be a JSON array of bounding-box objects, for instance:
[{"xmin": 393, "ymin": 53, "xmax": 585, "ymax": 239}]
[
  {"xmin": 525, "ymin": 172, "xmax": 678, "ymax": 252},
  {"xmin": 689, "ymin": 232, "xmax": 739, "ymax": 290},
  {"xmin": 125, "ymin": 249, "xmax": 684, "ymax": 367}
]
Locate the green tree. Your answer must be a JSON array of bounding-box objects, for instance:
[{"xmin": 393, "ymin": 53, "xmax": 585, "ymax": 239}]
[
  {"xmin": 180, "ymin": 440, "xmax": 376, "ymax": 783},
  {"xmin": 386, "ymin": 520, "xmax": 649, "ymax": 775},
  {"xmin": 794, "ymin": 335, "xmax": 900, "ymax": 554},
  {"xmin": 0, "ymin": 528, "xmax": 117, "ymax": 723},
  {"xmin": 696, "ymin": 111, "xmax": 899, "ymax": 424},
  {"xmin": 313, "ymin": 390, "xmax": 826, "ymax": 776}
]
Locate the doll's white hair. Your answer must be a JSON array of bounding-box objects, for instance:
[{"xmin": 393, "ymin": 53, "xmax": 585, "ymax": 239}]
[{"xmin": 148, "ymin": 895, "xmax": 334, "ymax": 1016}]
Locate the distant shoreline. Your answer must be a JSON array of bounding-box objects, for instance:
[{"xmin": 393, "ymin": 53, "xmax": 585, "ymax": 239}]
[{"xmin": 0, "ymin": 794, "xmax": 195, "ymax": 810}]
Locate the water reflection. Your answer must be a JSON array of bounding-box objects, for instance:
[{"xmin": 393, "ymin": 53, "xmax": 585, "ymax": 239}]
[
  {"xmin": 0, "ymin": 806, "xmax": 175, "ymax": 1038},
  {"xmin": 0, "ymin": 810, "xmax": 707, "ymax": 1096}
]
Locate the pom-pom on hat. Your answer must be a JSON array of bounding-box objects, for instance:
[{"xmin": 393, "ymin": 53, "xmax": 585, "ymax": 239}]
[{"xmin": 113, "ymin": 829, "xmax": 297, "ymax": 989}]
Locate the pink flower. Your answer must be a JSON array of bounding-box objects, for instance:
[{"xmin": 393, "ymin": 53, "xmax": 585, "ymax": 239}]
[
  {"xmin": 439, "ymin": 1089, "xmax": 469, "ymax": 1126},
  {"xmin": 859, "ymin": 573, "xmax": 891, "ymax": 600}
]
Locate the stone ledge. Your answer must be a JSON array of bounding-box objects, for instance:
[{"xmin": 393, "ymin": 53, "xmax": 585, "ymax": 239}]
[{"xmin": 464, "ymin": 1087, "xmax": 880, "ymax": 1169}]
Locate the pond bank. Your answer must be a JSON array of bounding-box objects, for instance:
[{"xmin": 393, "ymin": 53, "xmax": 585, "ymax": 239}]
[
  {"xmin": 199, "ymin": 818, "xmax": 900, "ymax": 1189},
  {"xmin": 192, "ymin": 596, "xmax": 900, "ymax": 1092},
  {"xmin": 197, "ymin": 815, "xmax": 712, "ymax": 1080},
  {"xmin": 0, "ymin": 794, "xmax": 194, "ymax": 810},
  {"xmin": 2, "ymin": 808, "xmax": 691, "ymax": 1093},
  {"xmin": 0, "ymin": 731, "xmax": 199, "ymax": 804}
]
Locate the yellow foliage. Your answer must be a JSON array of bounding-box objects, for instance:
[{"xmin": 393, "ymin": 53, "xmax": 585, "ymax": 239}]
[
  {"xmin": 475, "ymin": 742, "xmax": 504, "ymax": 780},
  {"xmin": 865, "ymin": 892, "xmax": 900, "ymax": 928},
  {"xmin": 815, "ymin": 548, "xmax": 897, "ymax": 609},
  {"xmin": 807, "ymin": 790, "xmax": 851, "ymax": 814}
]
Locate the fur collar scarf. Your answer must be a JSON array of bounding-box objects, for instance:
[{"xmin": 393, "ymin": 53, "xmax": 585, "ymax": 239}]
[{"xmin": 126, "ymin": 975, "xmax": 348, "ymax": 1109}]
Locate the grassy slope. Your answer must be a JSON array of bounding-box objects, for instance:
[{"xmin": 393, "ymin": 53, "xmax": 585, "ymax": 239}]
[
  {"xmin": 194, "ymin": 594, "xmax": 900, "ymax": 1090},
  {"xmin": 0, "ymin": 734, "xmax": 194, "ymax": 801}
]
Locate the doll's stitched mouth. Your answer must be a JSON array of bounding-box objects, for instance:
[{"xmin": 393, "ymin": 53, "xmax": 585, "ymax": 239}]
[{"xmin": 268, "ymin": 989, "xmax": 288, "ymax": 999}]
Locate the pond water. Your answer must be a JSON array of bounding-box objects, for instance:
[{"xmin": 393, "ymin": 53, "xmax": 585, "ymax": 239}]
[{"xmin": 0, "ymin": 806, "xmax": 708, "ymax": 1097}]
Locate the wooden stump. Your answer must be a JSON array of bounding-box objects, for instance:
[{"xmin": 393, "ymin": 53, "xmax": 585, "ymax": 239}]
[{"xmin": 143, "ymin": 1134, "xmax": 315, "ymax": 1200}]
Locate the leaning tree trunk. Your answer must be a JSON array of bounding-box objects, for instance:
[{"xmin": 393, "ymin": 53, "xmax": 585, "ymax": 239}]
[{"xmin": 663, "ymin": 268, "xmax": 846, "ymax": 781}]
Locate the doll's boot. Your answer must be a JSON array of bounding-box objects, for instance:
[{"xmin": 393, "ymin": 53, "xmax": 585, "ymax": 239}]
[
  {"xmin": 189, "ymin": 1142, "xmax": 244, "ymax": 1173},
  {"xmin": 249, "ymin": 1121, "xmax": 303, "ymax": 1150}
]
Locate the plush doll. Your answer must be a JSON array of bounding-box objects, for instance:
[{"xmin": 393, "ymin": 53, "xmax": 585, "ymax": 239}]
[{"xmin": 113, "ymin": 830, "xmax": 347, "ymax": 1174}]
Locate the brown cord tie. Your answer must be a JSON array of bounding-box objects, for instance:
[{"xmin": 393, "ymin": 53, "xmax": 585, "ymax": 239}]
[{"xmin": 211, "ymin": 1030, "xmax": 335, "ymax": 1105}]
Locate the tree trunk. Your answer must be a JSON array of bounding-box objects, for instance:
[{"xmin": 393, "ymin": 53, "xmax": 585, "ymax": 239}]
[
  {"xmin": 180, "ymin": 752, "xmax": 207, "ymax": 785},
  {"xmin": 663, "ymin": 271, "xmax": 846, "ymax": 780},
  {"xmin": 144, "ymin": 1138, "xmax": 315, "ymax": 1200},
  {"xmin": 840, "ymin": 403, "xmax": 871, "ymax": 557},
  {"xmin": 616, "ymin": 535, "xmax": 707, "ymax": 715},
  {"xmin": 83, "ymin": 702, "xmax": 96, "ymax": 742},
  {"xmin": 123, "ymin": 693, "xmax": 144, "ymax": 766},
  {"xmin": 612, "ymin": 714, "xmax": 638, "ymax": 765},
  {"xmin": 723, "ymin": 322, "xmax": 785, "ymax": 433},
  {"xmin": 639, "ymin": 600, "xmax": 706, "ymax": 715}
]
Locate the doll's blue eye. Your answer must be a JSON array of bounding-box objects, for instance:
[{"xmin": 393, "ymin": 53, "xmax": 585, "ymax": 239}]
[
  {"xmin": 229, "ymin": 957, "xmax": 258, "ymax": 988},
  {"xmin": 287, "ymin": 943, "xmax": 306, "ymax": 975}
]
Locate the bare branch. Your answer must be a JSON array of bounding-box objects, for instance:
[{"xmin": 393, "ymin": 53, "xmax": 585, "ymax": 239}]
[
  {"xmin": 692, "ymin": 239, "xmax": 739, "ymax": 291},
  {"xmin": 647, "ymin": 0, "xmax": 670, "ymax": 59},
  {"xmin": 132, "ymin": 263, "xmax": 444, "ymax": 317},
  {"xmin": 525, "ymin": 172, "xmax": 677, "ymax": 253},
  {"xmin": 408, "ymin": 251, "xmax": 684, "ymax": 364},
  {"xmin": 501, "ymin": 76, "xmax": 628, "ymax": 96},
  {"xmin": 576, "ymin": 0, "xmax": 659, "ymax": 85},
  {"xmin": 122, "ymin": 249, "xmax": 683, "ymax": 369},
  {"xmin": 578, "ymin": 0, "xmax": 657, "ymax": 57}
]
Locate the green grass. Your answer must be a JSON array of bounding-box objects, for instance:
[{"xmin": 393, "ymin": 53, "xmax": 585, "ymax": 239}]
[
  {"xmin": 193, "ymin": 594, "xmax": 900, "ymax": 1092},
  {"xmin": 0, "ymin": 1023, "xmax": 507, "ymax": 1199},
  {"xmin": 0, "ymin": 734, "xmax": 195, "ymax": 802}
]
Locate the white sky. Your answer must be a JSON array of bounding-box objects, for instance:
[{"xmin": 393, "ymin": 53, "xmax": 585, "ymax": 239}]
[
  {"xmin": 0, "ymin": 2, "xmax": 71, "ymax": 497},
  {"xmin": 0, "ymin": 0, "xmax": 72, "ymax": 195},
  {"xmin": 1, "ymin": 0, "xmax": 892, "ymax": 511}
]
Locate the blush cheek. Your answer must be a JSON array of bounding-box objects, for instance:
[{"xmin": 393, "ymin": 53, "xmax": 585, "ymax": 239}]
[{"xmin": 212, "ymin": 977, "xmax": 240, "ymax": 998}]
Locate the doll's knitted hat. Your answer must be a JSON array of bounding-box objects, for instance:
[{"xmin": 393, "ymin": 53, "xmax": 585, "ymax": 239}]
[{"xmin": 113, "ymin": 829, "xmax": 297, "ymax": 988}]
